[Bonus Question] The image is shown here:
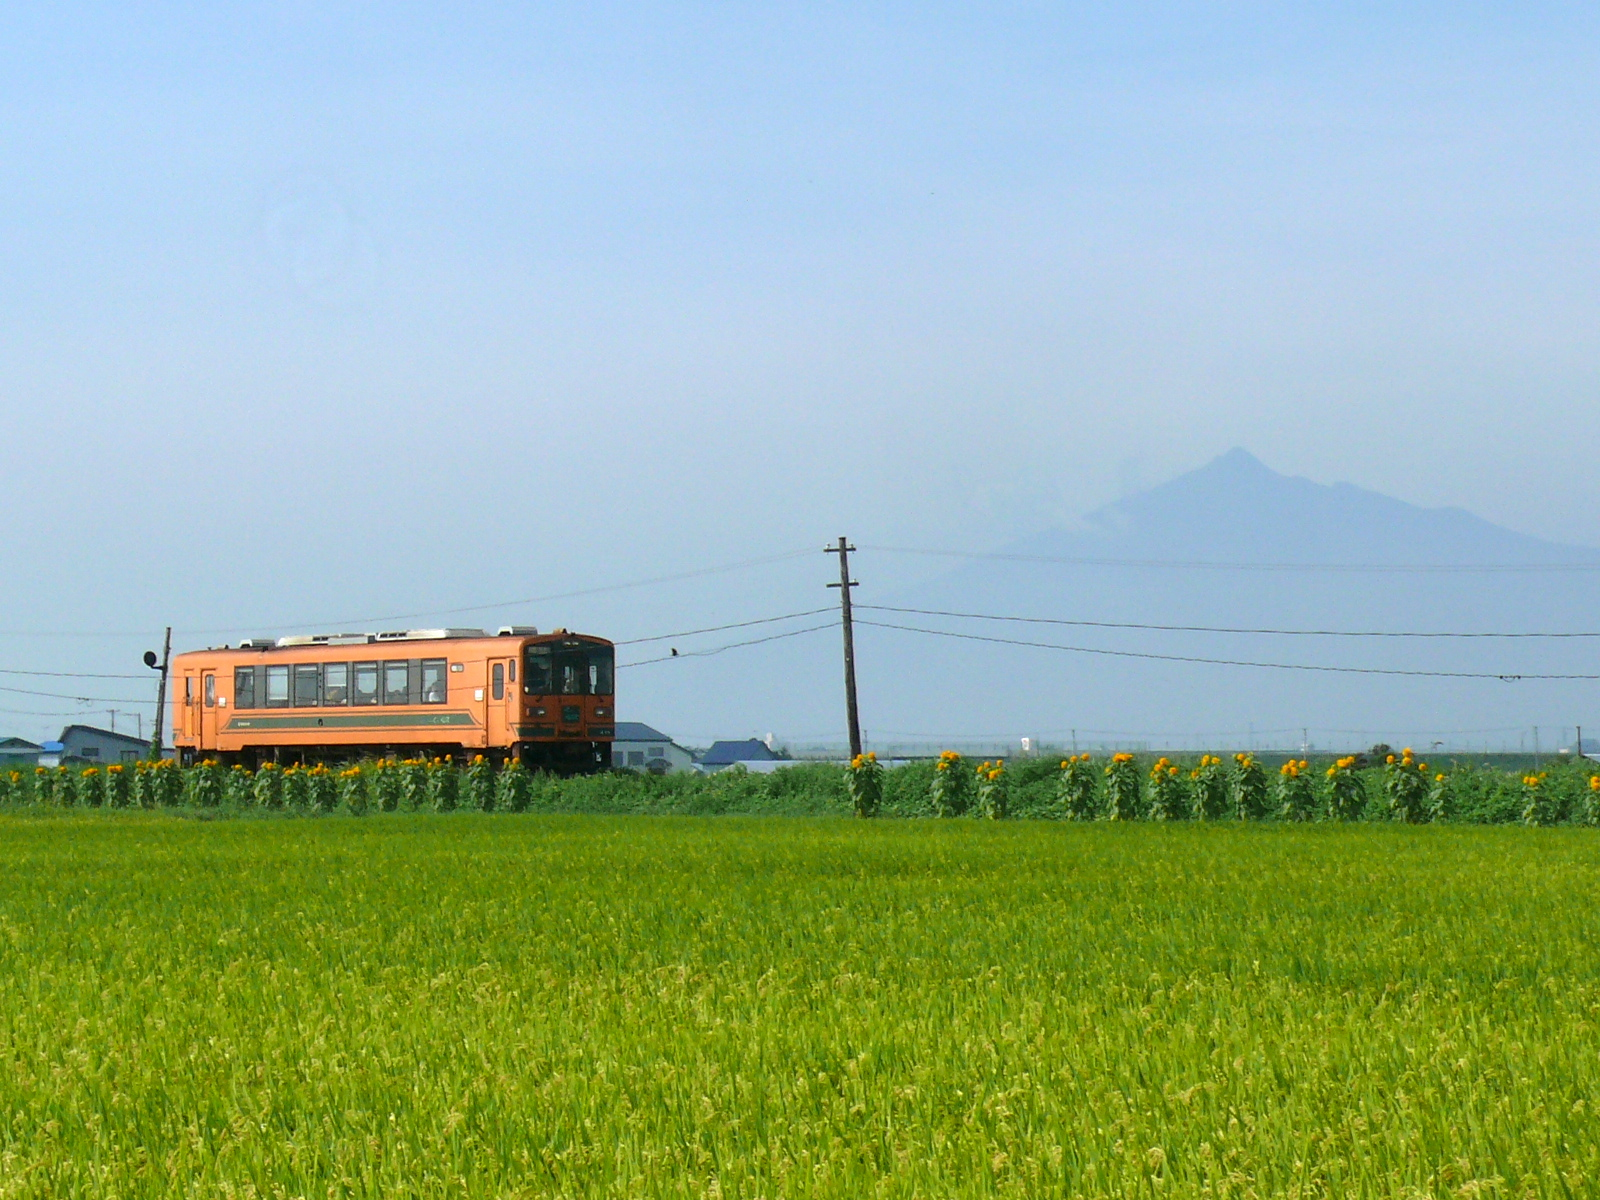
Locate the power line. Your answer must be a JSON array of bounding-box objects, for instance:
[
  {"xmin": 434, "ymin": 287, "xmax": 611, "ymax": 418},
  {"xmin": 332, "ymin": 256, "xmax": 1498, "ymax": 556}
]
[
  {"xmin": 0, "ymin": 550, "xmax": 818, "ymax": 640},
  {"xmin": 619, "ymin": 621, "xmax": 837, "ymax": 669},
  {"xmin": 174, "ymin": 549, "xmax": 818, "ymax": 636},
  {"xmin": 854, "ymin": 618, "xmax": 1600, "ymax": 681},
  {"xmin": 0, "ymin": 667, "xmax": 150, "ymax": 679},
  {"xmin": 864, "ymin": 545, "xmax": 1600, "ymax": 574},
  {"xmin": 613, "ymin": 608, "xmax": 834, "ymax": 646},
  {"xmin": 0, "ymin": 683, "xmax": 154, "ymax": 703},
  {"xmin": 859, "ymin": 604, "xmax": 1600, "ymax": 639}
]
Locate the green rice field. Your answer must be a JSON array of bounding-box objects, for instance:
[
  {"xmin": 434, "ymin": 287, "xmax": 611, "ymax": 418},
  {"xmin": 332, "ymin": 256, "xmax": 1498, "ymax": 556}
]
[{"xmin": 1, "ymin": 814, "xmax": 1597, "ymax": 1197}]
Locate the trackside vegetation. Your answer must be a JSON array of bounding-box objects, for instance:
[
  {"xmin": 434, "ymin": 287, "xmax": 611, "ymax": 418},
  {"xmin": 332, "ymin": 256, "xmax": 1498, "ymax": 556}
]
[
  {"xmin": 4, "ymin": 749, "xmax": 1598, "ymax": 824},
  {"xmin": 0, "ymin": 815, "xmax": 1598, "ymax": 1196}
]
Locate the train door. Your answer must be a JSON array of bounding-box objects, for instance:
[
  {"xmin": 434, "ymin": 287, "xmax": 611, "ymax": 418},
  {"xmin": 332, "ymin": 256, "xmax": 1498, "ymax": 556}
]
[
  {"xmin": 180, "ymin": 671, "xmax": 197, "ymax": 741},
  {"xmin": 199, "ymin": 671, "xmax": 218, "ymax": 752},
  {"xmin": 485, "ymin": 657, "xmax": 511, "ymax": 747}
]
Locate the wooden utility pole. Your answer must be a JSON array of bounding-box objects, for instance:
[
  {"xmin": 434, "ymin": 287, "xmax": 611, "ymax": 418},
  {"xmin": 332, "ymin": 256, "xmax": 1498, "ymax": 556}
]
[
  {"xmin": 825, "ymin": 537, "xmax": 863, "ymax": 758},
  {"xmin": 145, "ymin": 626, "xmax": 171, "ymax": 761}
]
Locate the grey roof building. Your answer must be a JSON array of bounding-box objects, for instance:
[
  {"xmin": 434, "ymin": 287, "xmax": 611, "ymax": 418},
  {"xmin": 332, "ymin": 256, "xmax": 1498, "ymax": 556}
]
[
  {"xmin": 58, "ymin": 725, "xmax": 150, "ymax": 765},
  {"xmin": 0, "ymin": 737, "xmax": 42, "ymax": 766},
  {"xmin": 611, "ymin": 722, "xmax": 696, "ymax": 774},
  {"xmin": 697, "ymin": 738, "xmax": 786, "ymax": 773}
]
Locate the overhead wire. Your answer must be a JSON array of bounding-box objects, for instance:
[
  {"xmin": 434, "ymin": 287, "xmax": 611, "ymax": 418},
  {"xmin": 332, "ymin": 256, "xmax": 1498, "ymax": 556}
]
[
  {"xmin": 613, "ymin": 608, "xmax": 835, "ymax": 646},
  {"xmin": 0, "ymin": 683, "xmax": 155, "ymax": 703},
  {"xmin": 854, "ymin": 618, "xmax": 1600, "ymax": 681},
  {"xmin": 859, "ymin": 604, "xmax": 1600, "ymax": 639},
  {"xmin": 173, "ymin": 549, "xmax": 819, "ymax": 635},
  {"xmin": 0, "ymin": 667, "xmax": 151, "ymax": 679},
  {"xmin": 864, "ymin": 545, "xmax": 1600, "ymax": 574},
  {"xmin": 0, "ymin": 549, "xmax": 819, "ymax": 639},
  {"xmin": 619, "ymin": 621, "xmax": 838, "ymax": 669}
]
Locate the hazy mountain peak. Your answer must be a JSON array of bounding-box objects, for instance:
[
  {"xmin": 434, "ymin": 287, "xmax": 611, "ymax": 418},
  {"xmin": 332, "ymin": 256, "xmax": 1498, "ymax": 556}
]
[{"xmin": 1052, "ymin": 450, "xmax": 1599, "ymax": 565}]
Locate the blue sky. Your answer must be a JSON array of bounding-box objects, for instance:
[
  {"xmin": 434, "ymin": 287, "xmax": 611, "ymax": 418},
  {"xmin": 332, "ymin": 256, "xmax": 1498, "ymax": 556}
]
[{"xmin": 3, "ymin": 3, "xmax": 1598, "ymax": 743}]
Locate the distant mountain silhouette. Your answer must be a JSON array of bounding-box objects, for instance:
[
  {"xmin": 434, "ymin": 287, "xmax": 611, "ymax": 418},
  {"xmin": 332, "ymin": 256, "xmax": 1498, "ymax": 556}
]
[
  {"xmin": 1024, "ymin": 447, "xmax": 1593, "ymax": 567},
  {"xmin": 846, "ymin": 450, "xmax": 1600, "ymax": 752}
]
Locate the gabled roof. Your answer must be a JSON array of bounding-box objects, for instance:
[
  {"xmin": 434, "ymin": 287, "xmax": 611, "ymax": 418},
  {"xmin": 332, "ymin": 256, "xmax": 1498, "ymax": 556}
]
[
  {"xmin": 613, "ymin": 722, "xmax": 675, "ymax": 743},
  {"xmin": 59, "ymin": 724, "xmax": 149, "ymax": 749},
  {"xmin": 700, "ymin": 738, "xmax": 780, "ymax": 766},
  {"xmin": 0, "ymin": 737, "xmax": 41, "ymax": 751}
]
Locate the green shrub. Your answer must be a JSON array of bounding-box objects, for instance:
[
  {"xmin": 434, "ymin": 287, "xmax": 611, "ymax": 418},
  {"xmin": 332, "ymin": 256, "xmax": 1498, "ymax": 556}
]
[
  {"xmin": 1384, "ymin": 749, "xmax": 1431, "ymax": 823},
  {"xmin": 1103, "ymin": 753, "xmax": 1142, "ymax": 821},
  {"xmin": 1189, "ymin": 755, "xmax": 1229, "ymax": 820},
  {"xmin": 1146, "ymin": 758, "xmax": 1187, "ymax": 821},
  {"xmin": 1275, "ymin": 759, "xmax": 1316, "ymax": 822},
  {"xmin": 496, "ymin": 761, "xmax": 532, "ymax": 813},
  {"xmin": 974, "ymin": 760, "xmax": 1008, "ymax": 819},
  {"xmin": 466, "ymin": 756, "xmax": 495, "ymax": 812},
  {"xmin": 78, "ymin": 767, "xmax": 104, "ymax": 809},
  {"xmin": 930, "ymin": 751, "xmax": 972, "ymax": 817},
  {"xmin": 1231, "ymin": 753, "xmax": 1269, "ymax": 820},
  {"xmin": 426, "ymin": 760, "xmax": 459, "ymax": 812},
  {"xmin": 254, "ymin": 763, "xmax": 285, "ymax": 810},
  {"xmin": 338, "ymin": 767, "xmax": 369, "ymax": 815}
]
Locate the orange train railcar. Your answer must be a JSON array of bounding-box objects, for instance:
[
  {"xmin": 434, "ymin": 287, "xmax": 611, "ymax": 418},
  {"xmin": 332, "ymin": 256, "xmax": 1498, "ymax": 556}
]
[{"xmin": 169, "ymin": 627, "xmax": 614, "ymax": 771}]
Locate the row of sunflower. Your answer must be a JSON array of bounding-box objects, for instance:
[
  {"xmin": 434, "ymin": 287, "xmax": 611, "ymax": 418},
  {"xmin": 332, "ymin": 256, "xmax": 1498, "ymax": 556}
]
[{"xmin": 0, "ymin": 755, "xmax": 542, "ymax": 815}]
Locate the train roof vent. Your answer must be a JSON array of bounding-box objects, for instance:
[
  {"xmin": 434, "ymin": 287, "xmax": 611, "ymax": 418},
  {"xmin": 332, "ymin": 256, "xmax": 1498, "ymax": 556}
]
[
  {"xmin": 237, "ymin": 638, "xmax": 278, "ymax": 649},
  {"xmin": 372, "ymin": 628, "xmax": 488, "ymax": 642},
  {"xmin": 275, "ymin": 633, "xmax": 373, "ymax": 648},
  {"xmin": 497, "ymin": 625, "xmax": 539, "ymax": 636}
]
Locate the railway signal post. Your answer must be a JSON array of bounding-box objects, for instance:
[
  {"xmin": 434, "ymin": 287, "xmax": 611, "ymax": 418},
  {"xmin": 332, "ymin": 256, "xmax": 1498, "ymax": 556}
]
[
  {"xmin": 143, "ymin": 626, "xmax": 171, "ymax": 761},
  {"xmin": 826, "ymin": 537, "xmax": 863, "ymax": 759}
]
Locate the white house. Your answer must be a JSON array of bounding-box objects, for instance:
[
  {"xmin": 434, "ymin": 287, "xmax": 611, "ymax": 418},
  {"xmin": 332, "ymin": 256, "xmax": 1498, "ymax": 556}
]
[{"xmin": 611, "ymin": 722, "xmax": 696, "ymax": 774}]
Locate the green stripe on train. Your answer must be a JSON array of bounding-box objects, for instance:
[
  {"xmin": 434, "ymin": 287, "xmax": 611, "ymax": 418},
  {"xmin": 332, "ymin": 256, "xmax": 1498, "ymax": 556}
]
[{"xmin": 225, "ymin": 712, "xmax": 479, "ymax": 731}]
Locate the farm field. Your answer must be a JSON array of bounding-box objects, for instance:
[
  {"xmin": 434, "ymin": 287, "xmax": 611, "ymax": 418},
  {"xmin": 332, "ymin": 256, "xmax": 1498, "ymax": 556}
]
[{"xmin": 1, "ymin": 815, "xmax": 1597, "ymax": 1198}]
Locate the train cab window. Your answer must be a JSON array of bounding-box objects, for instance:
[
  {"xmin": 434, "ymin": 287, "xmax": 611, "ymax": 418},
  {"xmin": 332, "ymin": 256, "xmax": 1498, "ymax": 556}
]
[
  {"xmin": 292, "ymin": 664, "xmax": 321, "ymax": 707},
  {"xmin": 382, "ymin": 660, "xmax": 411, "ymax": 705},
  {"xmin": 523, "ymin": 645, "xmax": 552, "ymax": 694},
  {"xmin": 322, "ymin": 663, "xmax": 349, "ymax": 706},
  {"xmin": 590, "ymin": 647, "xmax": 614, "ymax": 696},
  {"xmin": 264, "ymin": 666, "xmax": 290, "ymax": 708},
  {"xmin": 352, "ymin": 662, "xmax": 379, "ymax": 706},
  {"xmin": 555, "ymin": 647, "xmax": 586, "ymax": 695},
  {"xmin": 491, "ymin": 662, "xmax": 504, "ymax": 700},
  {"xmin": 420, "ymin": 659, "xmax": 447, "ymax": 704},
  {"xmin": 234, "ymin": 666, "xmax": 257, "ymax": 708},
  {"xmin": 204, "ymin": 675, "xmax": 215, "ymax": 708}
]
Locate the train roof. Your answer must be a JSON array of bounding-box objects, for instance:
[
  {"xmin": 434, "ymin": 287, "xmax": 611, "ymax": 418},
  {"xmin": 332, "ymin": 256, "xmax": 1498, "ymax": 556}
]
[{"xmin": 183, "ymin": 627, "xmax": 611, "ymax": 653}]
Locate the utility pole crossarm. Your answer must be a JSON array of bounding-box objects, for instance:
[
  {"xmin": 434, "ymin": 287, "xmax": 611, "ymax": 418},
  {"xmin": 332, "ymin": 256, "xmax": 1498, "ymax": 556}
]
[{"xmin": 824, "ymin": 537, "xmax": 863, "ymax": 759}]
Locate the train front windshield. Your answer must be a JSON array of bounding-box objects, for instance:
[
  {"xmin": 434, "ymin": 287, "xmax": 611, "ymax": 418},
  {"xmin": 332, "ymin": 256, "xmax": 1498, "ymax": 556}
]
[{"xmin": 525, "ymin": 643, "xmax": 614, "ymax": 695}]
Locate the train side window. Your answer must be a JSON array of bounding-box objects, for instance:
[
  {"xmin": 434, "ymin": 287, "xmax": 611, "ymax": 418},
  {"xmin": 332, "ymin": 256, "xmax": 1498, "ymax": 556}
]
[
  {"xmin": 491, "ymin": 662, "xmax": 504, "ymax": 700},
  {"xmin": 185, "ymin": 676, "xmax": 193, "ymax": 702},
  {"xmin": 234, "ymin": 667, "xmax": 256, "ymax": 708},
  {"xmin": 508, "ymin": 660, "xmax": 516, "ymax": 683},
  {"xmin": 204, "ymin": 675, "xmax": 216, "ymax": 707},
  {"xmin": 353, "ymin": 662, "xmax": 379, "ymax": 706},
  {"xmin": 421, "ymin": 659, "xmax": 447, "ymax": 704},
  {"xmin": 292, "ymin": 664, "xmax": 320, "ymax": 707},
  {"xmin": 264, "ymin": 665, "xmax": 290, "ymax": 708},
  {"xmin": 322, "ymin": 662, "xmax": 349, "ymax": 706},
  {"xmin": 382, "ymin": 660, "xmax": 411, "ymax": 705}
]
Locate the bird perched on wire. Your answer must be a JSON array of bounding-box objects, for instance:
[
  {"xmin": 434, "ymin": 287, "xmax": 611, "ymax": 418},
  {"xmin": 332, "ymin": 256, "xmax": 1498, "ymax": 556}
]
[{"xmin": 671, "ymin": 648, "xmax": 679, "ymax": 656}]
